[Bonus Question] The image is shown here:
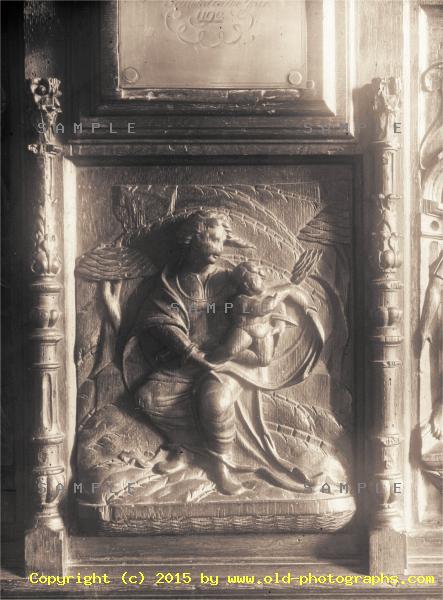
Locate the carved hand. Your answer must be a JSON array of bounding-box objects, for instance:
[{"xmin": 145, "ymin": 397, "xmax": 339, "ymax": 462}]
[
  {"xmin": 261, "ymin": 294, "xmax": 278, "ymax": 313},
  {"xmin": 188, "ymin": 347, "xmax": 220, "ymax": 371},
  {"xmin": 288, "ymin": 286, "xmax": 318, "ymax": 316}
]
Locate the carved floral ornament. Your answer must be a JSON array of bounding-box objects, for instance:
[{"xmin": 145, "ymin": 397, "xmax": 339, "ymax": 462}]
[
  {"xmin": 371, "ymin": 193, "xmax": 402, "ymax": 274},
  {"xmin": 27, "ymin": 78, "xmax": 63, "ymax": 277},
  {"xmin": 31, "ymin": 213, "xmax": 62, "ymax": 276},
  {"xmin": 28, "ymin": 77, "xmax": 62, "ymax": 146}
]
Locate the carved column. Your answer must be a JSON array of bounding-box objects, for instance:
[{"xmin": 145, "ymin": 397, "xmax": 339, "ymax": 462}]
[
  {"xmin": 24, "ymin": 78, "xmax": 67, "ymax": 574},
  {"xmin": 368, "ymin": 77, "xmax": 407, "ymax": 573}
]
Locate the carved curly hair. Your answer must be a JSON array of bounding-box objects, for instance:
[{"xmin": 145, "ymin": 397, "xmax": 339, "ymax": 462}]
[
  {"xmin": 176, "ymin": 210, "xmax": 233, "ymax": 247},
  {"xmin": 231, "ymin": 261, "xmax": 266, "ymax": 286}
]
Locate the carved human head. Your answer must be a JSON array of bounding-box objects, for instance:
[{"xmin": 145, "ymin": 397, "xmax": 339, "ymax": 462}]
[
  {"xmin": 233, "ymin": 262, "xmax": 266, "ymax": 295},
  {"xmin": 178, "ymin": 210, "xmax": 232, "ymax": 264}
]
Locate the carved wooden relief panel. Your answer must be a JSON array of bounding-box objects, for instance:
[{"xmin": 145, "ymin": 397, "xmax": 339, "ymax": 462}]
[{"xmin": 73, "ymin": 167, "xmax": 356, "ymax": 535}]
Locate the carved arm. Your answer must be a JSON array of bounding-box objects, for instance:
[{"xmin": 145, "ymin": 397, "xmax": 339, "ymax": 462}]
[{"xmin": 143, "ymin": 323, "xmax": 216, "ymax": 370}]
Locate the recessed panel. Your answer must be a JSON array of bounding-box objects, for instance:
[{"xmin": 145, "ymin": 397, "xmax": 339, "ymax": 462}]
[{"xmin": 73, "ymin": 164, "xmax": 356, "ymax": 535}]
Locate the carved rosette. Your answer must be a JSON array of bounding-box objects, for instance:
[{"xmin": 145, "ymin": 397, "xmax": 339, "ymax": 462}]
[
  {"xmin": 27, "ymin": 78, "xmax": 64, "ymax": 532},
  {"xmin": 369, "ymin": 77, "xmax": 404, "ymax": 530}
]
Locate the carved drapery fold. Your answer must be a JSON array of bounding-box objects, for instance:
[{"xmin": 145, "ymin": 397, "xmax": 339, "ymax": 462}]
[
  {"xmin": 418, "ymin": 56, "xmax": 443, "ymax": 506},
  {"xmin": 368, "ymin": 77, "xmax": 404, "ymax": 532},
  {"xmin": 25, "ymin": 78, "xmax": 66, "ymax": 573}
]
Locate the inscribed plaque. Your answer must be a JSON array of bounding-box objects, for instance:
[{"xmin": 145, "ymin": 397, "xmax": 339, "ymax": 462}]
[{"xmin": 118, "ymin": 0, "xmax": 307, "ymax": 88}]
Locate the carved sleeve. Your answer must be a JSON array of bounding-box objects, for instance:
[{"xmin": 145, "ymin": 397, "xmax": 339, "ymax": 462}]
[{"xmin": 144, "ymin": 324, "xmax": 196, "ymax": 360}]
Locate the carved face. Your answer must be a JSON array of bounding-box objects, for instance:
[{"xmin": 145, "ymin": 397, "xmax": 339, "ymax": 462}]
[
  {"xmin": 191, "ymin": 224, "xmax": 227, "ymax": 264},
  {"xmin": 242, "ymin": 271, "xmax": 265, "ymax": 295},
  {"xmin": 233, "ymin": 262, "xmax": 266, "ymax": 295}
]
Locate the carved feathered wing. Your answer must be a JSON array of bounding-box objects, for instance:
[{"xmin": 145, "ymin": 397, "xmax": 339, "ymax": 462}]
[
  {"xmin": 291, "ymin": 248, "xmax": 323, "ymax": 284},
  {"xmin": 76, "ymin": 244, "xmax": 158, "ymax": 281},
  {"xmin": 111, "ymin": 183, "xmax": 322, "ymax": 281}
]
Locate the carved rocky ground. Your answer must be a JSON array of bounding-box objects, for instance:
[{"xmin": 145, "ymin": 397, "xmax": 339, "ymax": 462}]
[{"xmin": 76, "ymin": 393, "xmax": 355, "ymax": 533}]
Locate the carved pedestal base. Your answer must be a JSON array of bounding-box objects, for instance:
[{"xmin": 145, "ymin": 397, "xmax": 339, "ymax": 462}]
[
  {"xmin": 79, "ymin": 496, "xmax": 356, "ymax": 536},
  {"xmin": 369, "ymin": 529, "xmax": 407, "ymax": 575},
  {"xmin": 24, "ymin": 527, "xmax": 66, "ymax": 576}
]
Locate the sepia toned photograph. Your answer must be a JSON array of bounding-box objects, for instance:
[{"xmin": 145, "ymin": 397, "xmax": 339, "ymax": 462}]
[{"xmin": 1, "ymin": 0, "xmax": 442, "ymax": 598}]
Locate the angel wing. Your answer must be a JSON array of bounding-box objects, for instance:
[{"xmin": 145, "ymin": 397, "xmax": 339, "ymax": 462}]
[
  {"xmin": 290, "ymin": 202, "xmax": 351, "ymax": 285},
  {"xmin": 290, "ymin": 248, "xmax": 323, "ymax": 284},
  {"xmin": 76, "ymin": 244, "xmax": 158, "ymax": 281}
]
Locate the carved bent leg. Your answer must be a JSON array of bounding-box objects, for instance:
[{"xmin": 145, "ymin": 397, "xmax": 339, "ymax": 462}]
[
  {"xmin": 253, "ymin": 335, "xmax": 275, "ymax": 366},
  {"xmin": 210, "ymin": 327, "xmax": 254, "ymax": 362},
  {"xmin": 136, "ymin": 376, "xmax": 196, "ymax": 474},
  {"xmin": 196, "ymin": 373, "xmax": 244, "ymax": 495},
  {"xmin": 231, "ymin": 335, "xmax": 275, "ymax": 367},
  {"xmin": 212, "ymin": 327, "xmax": 276, "ymax": 367}
]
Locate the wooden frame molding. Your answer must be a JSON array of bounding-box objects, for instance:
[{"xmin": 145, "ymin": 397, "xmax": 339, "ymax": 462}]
[{"xmin": 95, "ymin": 0, "xmax": 344, "ymax": 117}]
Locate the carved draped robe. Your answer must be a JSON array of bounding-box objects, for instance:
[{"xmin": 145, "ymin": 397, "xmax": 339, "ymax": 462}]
[{"xmin": 122, "ymin": 259, "xmax": 351, "ymax": 490}]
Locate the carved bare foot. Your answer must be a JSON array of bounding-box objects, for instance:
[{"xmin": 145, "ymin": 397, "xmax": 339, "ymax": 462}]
[
  {"xmin": 430, "ymin": 404, "xmax": 443, "ymax": 440},
  {"xmin": 213, "ymin": 462, "xmax": 244, "ymax": 496},
  {"xmin": 154, "ymin": 451, "xmax": 188, "ymax": 475}
]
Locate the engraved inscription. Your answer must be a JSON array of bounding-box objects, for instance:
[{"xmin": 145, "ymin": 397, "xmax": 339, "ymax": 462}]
[{"xmin": 165, "ymin": 1, "xmax": 266, "ymax": 48}]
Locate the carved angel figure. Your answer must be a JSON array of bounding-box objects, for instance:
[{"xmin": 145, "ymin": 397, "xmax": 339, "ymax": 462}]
[
  {"xmin": 75, "ymin": 184, "xmax": 354, "ymax": 513},
  {"xmin": 210, "ymin": 255, "xmax": 320, "ymax": 367}
]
